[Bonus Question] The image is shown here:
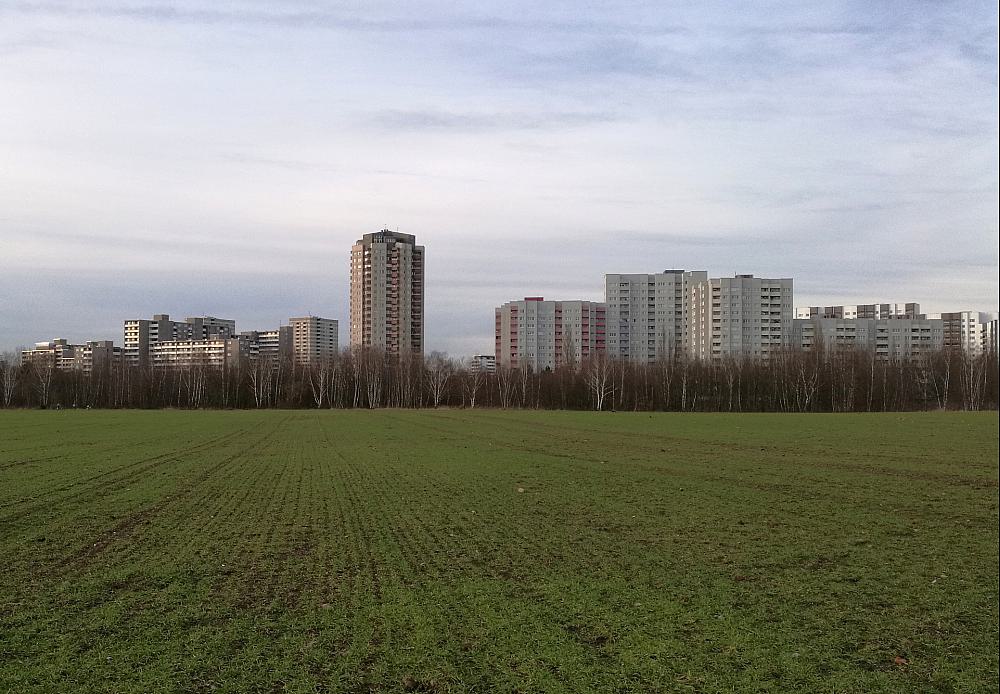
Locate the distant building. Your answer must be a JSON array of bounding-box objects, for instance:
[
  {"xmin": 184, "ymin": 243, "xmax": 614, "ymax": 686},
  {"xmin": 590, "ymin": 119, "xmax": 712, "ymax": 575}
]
[
  {"xmin": 940, "ymin": 311, "xmax": 995, "ymax": 356},
  {"xmin": 982, "ymin": 314, "xmax": 999, "ymax": 356},
  {"xmin": 605, "ymin": 270, "xmax": 707, "ymax": 363},
  {"xmin": 793, "ymin": 318, "xmax": 944, "ymax": 360},
  {"xmin": 686, "ymin": 275, "xmax": 794, "ymax": 361},
  {"xmin": 289, "ymin": 316, "xmax": 339, "ymax": 364},
  {"xmin": 350, "ymin": 230, "xmax": 425, "ymax": 355},
  {"xmin": 22, "ymin": 339, "xmax": 121, "ymax": 372},
  {"xmin": 239, "ymin": 327, "xmax": 293, "ymax": 362},
  {"xmin": 150, "ymin": 338, "xmax": 244, "ymax": 369},
  {"xmin": 495, "ymin": 297, "xmax": 606, "ymax": 372},
  {"xmin": 796, "ymin": 303, "xmax": 924, "ymax": 320},
  {"xmin": 124, "ymin": 314, "xmax": 235, "ymax": 366},
  {"xmin": 468, "ymin": 354, "xmax": 496, "ymax": 374},
  {"xmin": 605, "ymin": 271, "xmax": 792, "ymax": 362}
]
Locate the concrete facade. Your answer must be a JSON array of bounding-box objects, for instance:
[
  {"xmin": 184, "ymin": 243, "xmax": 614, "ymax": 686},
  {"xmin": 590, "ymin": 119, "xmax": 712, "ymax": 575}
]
[
  {"xmin": 239, "ymin": 326, "xmax": 293, "ymax": 362},
  {"xmin": 350, "ymin": 230, "xmax": 424, "ymax": 355},
  {"xmin": 289, "ymin": 316, "xmax": 339, "ymax": 364},
  {"xmin": 150, "ymin": 338, "xmax": 244, "ymax": 369},
  {"xmin": 940, "ymin": 311, "xmax": 996, "ymax": 356},
  {"xmin": 793, "ymin": 318, "xmax": 945, "ymax": 360},
  {"xmin": 687, "ymin": 275, "xmax": 794, "ymax": 361},
  {"xmin": 468, "ymin": 354, "xmax": 497, "ymax": 374},
  {"xmin": 796, "ymin": 303, "xmax": 924, "ymax": 320},
  {"xmin": 495, "ymin": 297, "xmax": 606, "ymax": 372},
  {"xmin": 605, "ymin": 270, "xmax": 707, "ymax": 363},
  {"xmin": 124, "ymin": 314, "xmax": 235, "ymax": 366},
  {"xmin": 22, "ymin": 339, "xmax": 122, "ymax": 372}
]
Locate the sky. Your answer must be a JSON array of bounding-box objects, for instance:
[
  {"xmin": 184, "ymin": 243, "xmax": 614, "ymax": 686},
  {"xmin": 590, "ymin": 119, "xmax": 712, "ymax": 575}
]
[{"xmin": 1, "ymin": 0, "xmax": 997, "ymax": 357}]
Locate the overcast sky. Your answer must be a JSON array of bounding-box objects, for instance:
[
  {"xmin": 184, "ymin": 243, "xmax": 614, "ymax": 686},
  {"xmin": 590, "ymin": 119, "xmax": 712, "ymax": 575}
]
[{"xmin": 1, "ymin": 1, "xmax": 997, "ymax": 356}]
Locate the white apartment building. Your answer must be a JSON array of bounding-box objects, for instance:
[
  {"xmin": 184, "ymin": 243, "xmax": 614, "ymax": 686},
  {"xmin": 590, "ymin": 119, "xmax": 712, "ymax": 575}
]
[
  {"xmin": 495, "ymin": 297, "xmax": 606, "ymax": 372},
  {"xmin": 982, "ymin": 314, "xmax": 999, "ymax": 356},
  {"xmin": 796, "ymin": 303, "xmax": 924, "ymax": 320},
  {"xmin": 289, "ymin": 316, "xmax": 339, "ymax": 364},
  {"xmin": 793, "ymin": 318, "xmax": 944, "ymax": 360},
  {"xmin": 605, "ymin": 270, "xmax": 707, "ymax": 363},
  {"xmin": 940, "ymin": 311, "xmax": 996, "ymax": 356},
  {"xmin": 22, "ymin": 339, "xmax": 121, "ymax": 373},
  {"xmin": 687, "ymin": 275, "xmax": 794, "ymax": 361},
  {"xmin": 468, "ymin": 354, "xmax": 497, "ymax": 374},
  {"xmin": 150, "ymin": 338, "xmax": 244, "ymax": 369},
  {"xmin": 124, "ymin": 314, "xmax": 235, "ymax": 366}
]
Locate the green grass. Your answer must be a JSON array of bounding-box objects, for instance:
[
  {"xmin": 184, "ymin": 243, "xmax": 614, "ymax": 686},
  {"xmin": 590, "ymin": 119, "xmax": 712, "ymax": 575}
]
[{"xmin": 0, "ymin": 410, "xmax": 996, "ymax": 693}]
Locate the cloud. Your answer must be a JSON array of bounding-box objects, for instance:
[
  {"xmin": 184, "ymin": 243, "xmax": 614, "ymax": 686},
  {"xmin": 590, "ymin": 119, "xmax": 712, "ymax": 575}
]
[
  {"xmin": 0, "ymin": 0, "xmax": 996, "ymax": 356},
  {"xmin": 366, "ymin": 109, "xmax": 620, "ymax": 132}
]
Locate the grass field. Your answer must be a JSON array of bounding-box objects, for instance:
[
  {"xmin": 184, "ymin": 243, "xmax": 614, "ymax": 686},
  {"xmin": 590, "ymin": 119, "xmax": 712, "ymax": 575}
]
[{"xmin": 0, "ymin": 410, "xmax": 996, "ymax": 693}]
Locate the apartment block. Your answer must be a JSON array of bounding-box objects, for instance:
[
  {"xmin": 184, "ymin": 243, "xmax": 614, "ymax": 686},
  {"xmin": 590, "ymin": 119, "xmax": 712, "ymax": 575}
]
[
  {"xmin": 796, "ymin": 303, "xmax": 924, "ymax": 320},
  {"xmin": 940, "ymin": 311, "xmax": 995, "ymax": 356},
  {"xmin": 123, "ymin": 314, "xmax": 235, "ymax": 366},
  {"xmin": 350, "ymin": 230, "xmax": 424, "ymax": 355},
  {"xmin": 793, "ymin": 318, "xmax": 944, "ymax": 360},
  {"xmin": 605, "ymin": 270, "xmax": 707, "ymax": 363},
  {"xmin": 22, "ymin": 339, "xmax": 79, "ymax": 370},
  {"xmin": 150, "ymin": 338, "xmax": 244, "ymax": 369},
  {"xmin": 22, "ymin": 339, "xmax": 121, "ymax": 373},
  {"xmin": 289, "ymin": 316, "xmax": 339, "ymax": 364},
  {"xmin": 239, "ymin": 327, "xmax": 293, "ymax": 362},
  {"xmin": 468, "ymin": 354, "xmax": 497, "ymax": 374},
  {"xmin": 982, "ymin": 314, "xmax": 999, "ymax": 356},
  {"xmin": 495, "ymin": 297, "xmax": 606, "ymax": 372},
  {"xmin": 686, "ymin": 275, "xmax": 794, "ymax": 361}
]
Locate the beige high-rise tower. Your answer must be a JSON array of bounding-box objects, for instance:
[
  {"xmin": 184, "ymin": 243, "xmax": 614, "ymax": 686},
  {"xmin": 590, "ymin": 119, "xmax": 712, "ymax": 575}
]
[{"xmin": 350, "ymin": 230, "xmax": 425, "ymax": 355}]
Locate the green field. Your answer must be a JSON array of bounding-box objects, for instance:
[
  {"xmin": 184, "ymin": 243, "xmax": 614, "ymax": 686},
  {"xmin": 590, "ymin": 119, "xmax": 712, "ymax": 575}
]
[{"xmin": 0, "ymin": 411, "xmax": 996, "ymax": 693}]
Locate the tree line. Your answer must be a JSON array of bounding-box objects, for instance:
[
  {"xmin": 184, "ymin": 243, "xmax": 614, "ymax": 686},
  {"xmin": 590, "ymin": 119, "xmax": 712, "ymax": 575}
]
[{"xmin": 0, "ymin": 346, "xmax": 996, "ymax": 412}]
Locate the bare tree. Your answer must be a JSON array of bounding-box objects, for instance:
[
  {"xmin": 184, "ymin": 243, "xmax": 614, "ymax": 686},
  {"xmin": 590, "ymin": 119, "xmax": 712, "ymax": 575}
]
[
  {"xmin": 460, "ymin": 361, "xmax": 486, "ymax": 408},
  {"xmin": 584, "ymin": 352, "xmax": 613, "ymax": 411},
  {"xmin": 496, "ymin": 364, "xmax": 515, "ymax": 409},
  {"xmin": 424, "ymin": 352, "xmax": 453, "ymax": 408},
  {"xmin": 307, "ymin": 359, "xmax": 331, "ymax": 409},
  {"xmin": 1, "ymin": 350, "xmax": 20, "ymax": 407},
  {"xmin": 32, "ymin": 358, "xmax": 56, "ymax": 408}
]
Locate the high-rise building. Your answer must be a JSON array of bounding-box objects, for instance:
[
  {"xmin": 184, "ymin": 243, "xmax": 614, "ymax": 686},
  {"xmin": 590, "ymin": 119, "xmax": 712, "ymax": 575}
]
[
  {"xmin": 289, "ymin": 316, "xmax": 339, "ymax": 364},
  {"xmin": 687, "ymin": 275, "xmax": 793, "ymax": 360},
  {"xmin": 605, "ymin": 271, "xmax": 792, "ymax": 362},
  {"xmin": 350, "ymin": 230, "xmax": 424, "ymax": 355},
  {"xmin": 495, "ymin": 297, "xmax": 606, "ymax": 372},
  {"xmin": 605, "ymin": 270, "xmax": 707, "ymax": 363},
  {"xmin": 123, "ymin": 314, "xmax": 235, "ymax": 366}
]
